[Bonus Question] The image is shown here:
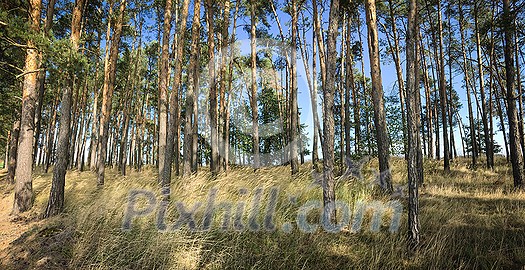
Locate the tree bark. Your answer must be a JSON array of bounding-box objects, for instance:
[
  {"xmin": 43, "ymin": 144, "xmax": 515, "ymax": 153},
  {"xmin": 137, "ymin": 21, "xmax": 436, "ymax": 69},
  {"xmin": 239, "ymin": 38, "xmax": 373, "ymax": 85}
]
[
  {"xmin": 345, "ymin": 16, "xmax": 353, "ymax": 161},
  {"xmin": 419, "ymin": 32, "xmax": 434, "ymax": 159},
  {"xmin": 33, "ymin": 0, "xmax": 57, "ymax": 164},
  {"xmin": 250, "ymin": 0, "xmax": 260, "ymax": 171},
  {"xmin": 290, "ymin": 0, "xmax": 299, "ymax": 175},
  {"xmin": 7, "ymin": 120, "xmax": 20, "ymax": 185},
  {"xmin": 218, "ymin": 0, "xmax": 231, "ymax": 173},
  {"xmin": 97, "ymin": 0, "xmax": 127, "ymax": 186},
  {"xmin": 322, "ymin": 0, "xmax": 340, "ymax": 224},
  {"xmin": 157, "ymin": 0, "xmax": 173, "ymax": 184},
  {"xmin": 386, "ymin": 0, "xmax": 407, "ymax": 159},
  {"xmin": 13, "ymin": 0, "xmax": 42, "ymax": 214},
  {"xmin": 436, "ymin": 0, "xmax": 450, "ymax": 172},
  {"xmin": 183, "ymin": 0, "xmax": 201, "ymax": 176},
  {"xmin": 45, "ymin": 70, "xmax": 73, "ymax": 217},
  {"xmin": 298, "ymin": 10, "xmax": 321, "ymax": 169},
  {"xmin": 365, "ymin": 0, "xmax": 393, "ymax": 193},
  {"xmin": 503, "ymin": 0, "xmax": 524, "ymax": 188},
  {"xmin": 206, "ymin": 0, "xmax": 219, "ymax": 176},
  {"xmin": 406, "ymin": 0, "xmax": 421, "ymax": 252}
]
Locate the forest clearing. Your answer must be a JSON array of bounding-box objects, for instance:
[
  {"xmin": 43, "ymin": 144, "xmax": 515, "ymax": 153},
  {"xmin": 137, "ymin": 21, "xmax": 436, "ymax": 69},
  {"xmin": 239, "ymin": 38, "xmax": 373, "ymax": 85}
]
[{"xmin": 2, "ymin": 0, "xmax": 525, "ymax": 268}]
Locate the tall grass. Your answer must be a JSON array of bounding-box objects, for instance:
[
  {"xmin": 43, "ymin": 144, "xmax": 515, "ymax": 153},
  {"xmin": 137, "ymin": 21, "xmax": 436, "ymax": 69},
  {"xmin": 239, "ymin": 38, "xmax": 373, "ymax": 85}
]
[{"xmin": 2, "ymin": 157, "xmax": 525, "ymax": 269}]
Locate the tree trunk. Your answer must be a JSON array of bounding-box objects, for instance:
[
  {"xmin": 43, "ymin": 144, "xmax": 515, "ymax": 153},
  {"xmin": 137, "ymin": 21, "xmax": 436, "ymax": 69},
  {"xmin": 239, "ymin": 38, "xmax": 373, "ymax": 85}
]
[
  {"xmin": 157, "ymin": 0, "xmax": 173, "ymax": 184},
  {"xmin": 222, "ymin": 0, "xmax": 239, "ymax": 173},
  {"xmin": 515, "ymin": 24, "xmax": 525, "ymax": 170},
  {"xmin": 436, "ymin": 0, "xmax": 450, "ymax": 172},
  {"xmin": 183, "ymin": 0, "xmax": 201, "ymax": 176},
  {"xmin": 7, "ymin": 120, "xmax": 20, "ymax": 185},
  {"xmin": 322, "ymin": 0, "xmax": 340, "ymax": 225},
  {"xmin": 290, "ymin": 0, "xmax": 299, "ymax": 175},
  {"xmin": 3, "ymin": 133, "xmax": 8, "ymax": 170},
  {"xmin": 365, "ymin": 0, "xmax": 393, "ymax": 193},
  {"xmin": 386, "ymin": 0, "xmax": 407, "ymax": 159},
  {"xmin": 89, "ymin": 30, "xmax": 102, "ymax": 171},
  {"xmin": 458, "ymin": 1, "xmax": 477, "ymax": 168},
  {"xmin": 206, "ymin": 0, "xmax": 219, "ymax": 176},
  {"xmin": 47, "ymin": 0, "xmax": 87, "ymax": 217},
  {"xmin": 344, "ymin": 17, "xmax": 353, "ymax": 162},
  {"xmin": 298, "ymin": 10, "xmax": 321, "ymax": 169},
  {"xmin": 474, "ymin": 7, "xmax": 494, "ymax": 169},
  {"xmin": 419, "ymin": 32, "xmax": 434, "ymax": 159},
  {"xmin": 44, "ymin": 95, "xmax": 59, "ymax": 173},
  {"xmin": 33, "ymin": 0, "xmax": 56, "ymax": 165},
  {"xmin": 406, "ymin": 0, "xmax": 421, "ymax": 251},
  {"xmin": 250, "ymin": 0, "xmax": 260, "ymax": 171},
  {"xmin": 97, "ymin": 0, "xmax": 127, "ymax": 186},
  {"xmin": 357, "ymin": 14, "xmax": 366, "ymax": 156},
  {"xmin": 218, "ymin": 0, "xmax": 231, "ymax": 173},
  {"xmin": 503, "ymin": 0, "xmax": 524, "ymax": 188},
  {"xmin": 13, "ymin": 0, "xmax": 42, "ymax": 214},
  {"xmin": 339, "ymin": 15, "xmax": 346, "ymax": 169}
]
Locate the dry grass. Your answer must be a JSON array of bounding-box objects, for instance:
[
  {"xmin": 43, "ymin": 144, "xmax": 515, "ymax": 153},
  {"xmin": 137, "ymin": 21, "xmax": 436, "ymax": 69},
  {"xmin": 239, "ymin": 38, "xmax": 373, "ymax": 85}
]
[{"xmin": 1, "ymin": 157, "xmax": 525, "ymax": 269}]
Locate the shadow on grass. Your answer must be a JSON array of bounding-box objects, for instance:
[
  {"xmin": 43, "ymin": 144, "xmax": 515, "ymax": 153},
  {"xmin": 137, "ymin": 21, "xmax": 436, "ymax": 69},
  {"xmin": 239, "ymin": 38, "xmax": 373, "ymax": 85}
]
[{"xmin": 0, "ymin": 220, "xmax": 76, "ymax": 270}]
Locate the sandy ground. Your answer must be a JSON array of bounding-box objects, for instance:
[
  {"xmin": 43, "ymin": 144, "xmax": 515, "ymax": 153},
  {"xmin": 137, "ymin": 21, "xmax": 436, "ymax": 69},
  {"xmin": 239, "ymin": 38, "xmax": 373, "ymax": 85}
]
[{"xmin": 0, "ymin": 169, "xmax": 40, "ymax": 256}]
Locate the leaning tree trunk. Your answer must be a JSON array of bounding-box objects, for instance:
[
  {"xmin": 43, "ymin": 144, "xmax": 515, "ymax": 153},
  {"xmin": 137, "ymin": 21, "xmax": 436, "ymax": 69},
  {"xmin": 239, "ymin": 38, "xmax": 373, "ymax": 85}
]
[
  {"xmin": 386, "ymin": 0, "xmax": 407, "ymax": 159},
  {"xmin": 45, "ymin": 0, "xmax": 87, "ymax": 218},
  {"xmin": 365, "ymin": 0, "xmax": 393, "ymax": 193},
  {"xmin": 13, "ymin": 0, "xmax": 42, "ymax": 214}
]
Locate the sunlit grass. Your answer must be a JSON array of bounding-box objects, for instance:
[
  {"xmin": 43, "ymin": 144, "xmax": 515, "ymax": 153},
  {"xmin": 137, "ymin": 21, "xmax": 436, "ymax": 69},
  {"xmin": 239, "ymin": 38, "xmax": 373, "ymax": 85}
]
[{"xmin": 1, "ymin": 157, "xmax": 525, "ymax": 269}]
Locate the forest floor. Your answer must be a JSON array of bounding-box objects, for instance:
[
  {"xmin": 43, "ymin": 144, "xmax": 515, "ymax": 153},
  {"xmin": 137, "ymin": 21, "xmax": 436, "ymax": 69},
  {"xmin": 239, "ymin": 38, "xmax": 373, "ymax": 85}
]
[{"xmin": 0, "ymin": 157, "xmax": 524, "ymax": 269}]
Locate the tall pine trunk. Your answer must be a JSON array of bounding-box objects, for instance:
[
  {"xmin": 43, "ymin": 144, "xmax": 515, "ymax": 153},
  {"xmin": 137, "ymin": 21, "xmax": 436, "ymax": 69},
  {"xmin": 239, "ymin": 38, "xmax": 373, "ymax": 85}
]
[
  {"xmin": 206, "ymin": 0, "xmax": 219, "ymax": 176},
  {"xmin": 365, "ymin": 0, "xmax": 393, "ymax": 193},
  {"xmin": 322, "ymin": 0, "xmax": 340, "ymax": 224},
  {"xmin": 503, "ymin": 0, "xmax": 524, "ymax": 188},
  {"xmin": 290, "ymin": 0, "xmax": 299, "ymax": 175},
  {"xmin": 183, "ymin": 0, "xmax": 201, "ymax": 176},
  {"xmin": 436, "ymin": 0, "xmax": 450, "ymax": 172},
  {"xmin": 250, "ymin": 0, "xmax": 260, "ymax": 171},
  {"xmin": 13, "ymin": 0, "xmax": 42, "ymax": 214},
  {"xmin": 97, "ymin": 0, "xmax": 127, "ymax": 186},
  {"xmin": 406, "ymin": 0, "xmax": 421, "ymax": 251},
  {"xmin": 157, "ymin": 0, "xmax": 173, "ymax": 184}
]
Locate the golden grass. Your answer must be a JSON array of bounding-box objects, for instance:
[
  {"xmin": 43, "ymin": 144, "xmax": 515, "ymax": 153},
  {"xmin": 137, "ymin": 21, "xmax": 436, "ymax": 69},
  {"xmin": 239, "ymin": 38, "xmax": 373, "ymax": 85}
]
[{"xmin": 1, "ymin": 157, "xmax": 525, "ymax": 269}]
